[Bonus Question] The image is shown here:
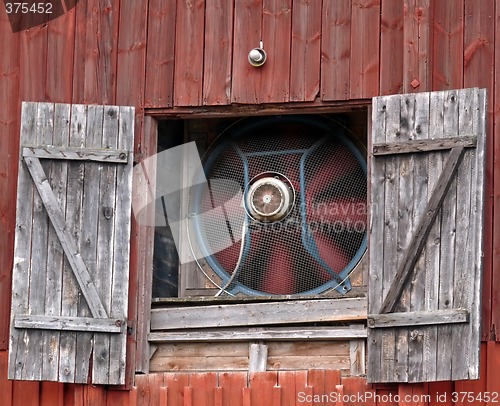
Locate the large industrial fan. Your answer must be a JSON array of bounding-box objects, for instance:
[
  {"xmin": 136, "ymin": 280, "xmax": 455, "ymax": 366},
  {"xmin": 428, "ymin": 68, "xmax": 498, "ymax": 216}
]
[{"xmin": 187, "ymin": 116, "xmax": 367, "ymax": 296}]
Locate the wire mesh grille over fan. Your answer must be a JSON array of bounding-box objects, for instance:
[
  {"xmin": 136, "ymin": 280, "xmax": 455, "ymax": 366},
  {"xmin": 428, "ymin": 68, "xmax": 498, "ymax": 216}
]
[{"xmin": 189, "ymin": 116, "xmax": 367, "ymax": 296}]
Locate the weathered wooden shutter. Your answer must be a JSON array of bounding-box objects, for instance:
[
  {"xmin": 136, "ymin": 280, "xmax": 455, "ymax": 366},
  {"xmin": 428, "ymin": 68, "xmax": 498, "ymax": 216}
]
[
  {"xmin": 368, "ymin": 88, "xmax": 486, "ymax": 383},
  {"xmin": 8, "ymin": 102, "xmax": 134, "ymax": 385}
]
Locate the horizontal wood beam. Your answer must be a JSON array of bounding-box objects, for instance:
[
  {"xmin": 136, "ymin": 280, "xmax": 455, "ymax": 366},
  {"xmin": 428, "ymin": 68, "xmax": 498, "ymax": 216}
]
[
  {"xmin": 372, "ymin": 136, "xmax": 477, "ymax": 155},
  {"xmin": 145, "ymin": 99, "xmax": 370, "ymax": 119},
  {"xmin": 151, "ymin": 297, "xmax": 367, "ymax": 331},
  {"xmin": 23, "ymin": 146, "xmax": 129, "ymax": 163},
  {"xmin": 148, "ymin": 326, "xmax": 367, "ymax": 342},
  {"xmin": 367, "ymin": 309, "xmax": 469, "ymax": 329},
  {"xmin": 379, "ymin": 147, "xmax": 466, "ymax": 314},
  {"xmin": 14, "ymin": 315, "xmax": 123, "ymax": 333}
]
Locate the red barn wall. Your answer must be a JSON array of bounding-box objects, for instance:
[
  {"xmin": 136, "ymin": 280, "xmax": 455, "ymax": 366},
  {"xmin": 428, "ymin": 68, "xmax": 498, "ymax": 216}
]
[{"xmin": 1, "ymin": 0, "xmax": 500, "ymax": 404}]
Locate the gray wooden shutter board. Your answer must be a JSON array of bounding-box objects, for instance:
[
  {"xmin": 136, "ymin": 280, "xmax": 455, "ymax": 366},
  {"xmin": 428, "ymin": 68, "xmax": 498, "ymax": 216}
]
[
  {"xmin": 368, "ymin": 88, "xmax": 486, "ymax": 383},
  {"xmin": 9, "ymin": 102, "xmax": 134, "ymax": 385}
]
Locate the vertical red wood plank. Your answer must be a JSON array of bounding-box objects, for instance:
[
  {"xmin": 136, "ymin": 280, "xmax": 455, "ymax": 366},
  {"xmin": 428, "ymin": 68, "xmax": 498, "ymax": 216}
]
[
  {"xmin": 277, "ymin": 371, "xmax": 296, "ymax": 406},
  {"xmin": 13, "ymin": 380, "xmax": 40, "ymax": 406},
  {"xmin": 219, "ymin": 372, "xmax": 247, "ymax": 406},
  {"xmin": 203, "ymin": 0, "xmax": 234, "ymax": 105},
  {"xmin": 70, "ymin": 0, "xmax": 87, "ymax": 103},
  {"xmin": 454, "ymin": 342, "xmax": 488, "ymax": 406},
  {"xmin": 399, "ymin": 384, "xmax": 429, "ymax": 406},
  {"xmin": 249, "ymin": 372, "xmax": 278, "ymax": 406},
  {"xmin": 242, "ymin": 387, "xmax": 251, "ymax": 406},
  {"xmin": 191, "ymin": 373, "xmax": 217, "ymax": 406},
  {"xmin": 336, "ymin": 385, "xmax": 344, "ymax": 406},
  {"xmin": 129, "ymin": 386, "xmax": 138, "ymax": 406},
  {"xmin": 293, "ymin": 371, "xmax": 309, "ymax": 406},
  {"xmin": 184, "ymin": 386, "xmax": 193, "ymax": 406},
  {"xmin": 428, "ymin": 381, "xmax": 453, "ymax": 406},
  {"xmin": 160, "ymin": 386, "xmax": 168, "ymax": 406},
  {"xmin": 19, "ymin": 15, "xmax": 48, "ymax": 101},
  {"xmin": 324, "ymin": 370, "xmax": 341, "ymax": 400},
  {"xmin": 349, "ymin": 0, "xmax": 380, "ymax": 99},
  {"xmin": 46, "ymin": 5, "xmax": 75, "ymax": 103},
  {"xmin": 173, "ymin": 0, "xmax": 205, "ymax": 106},
  {"xmin": 487, "ymin": 342, "xmax": 500, "ymax": 397},
  {"xmin": 72, "ymin": 0, "xmax": 119, "ymax": 105},
  {"xmin": 321, "ymin": 0, "xmax": 351, "ymax": 101},
  {"xmin": 260, "ymin": 0, "xmax": 292, "ymax": 103},
  {"xmin": 165, "ymin": 373, "xmax": 190, "ymax": 406},
  {"xmin": 343, "ymin": 377, "xmax": 374, "ymax": 406},
  {"xmin": 231, "ymin": 0, "xmax": 263, "ymax": 104},
  {"xmin": 431, "ymin": 0, "xmax": 464, "ymax": 90},
  {"xmin": 214, "ymin": 387, "xmax": 223, "ymax": 406},
  {"xmin": 307, "ymin": 370, "xmax": 326, "ymax": 406},
  {"xmin": 116, "ymin": 0, "xmax": 148, "ymax": 386},
  {"xmin": 0, "ymin": 0, "xmax": 20, "ymax": 350},
  {"xmin": 108, "ymin": 390, "xmax": 132, "ymax": 406},
  {"xmin": 375, "ymin": 389, "xmax": 398, "ymax": 406},
  {"xmin": 145, "ymin": 0, "xmax": 176, "ymax": 108},
  {"xmin": 379, "ymin": 0, "xmax": 403, "ymax": 95},
  {"xmin": 40, "ymin": 382, "xmax": 64, "ymax": 406},
  {"xmin": 490, "ymin": 0, "xmax": 500, "ymax": 342},
  {"xmin": 85, "ymin": 385, "xmax": 108, "ymax": 406},
  {"xmin": 403, "ymin": 0, "xmax": 431, "ymax": 93},
  {"xmin": 0, "ymin": 352, "xmax": 13, "ymax": 406},
  {"xmin": 135, "ymin": 374, "xmax": 151, "ymax": 406},
  {"xmin": 290, "ymin": 0, "xmax": 321, "ymax": 102}
]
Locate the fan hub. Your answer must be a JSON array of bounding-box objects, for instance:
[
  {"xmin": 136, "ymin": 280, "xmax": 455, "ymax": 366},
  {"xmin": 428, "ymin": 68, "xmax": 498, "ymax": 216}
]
[{"xmin": 246, "ymin": 174, "xmax": 294, "ymax": 222}]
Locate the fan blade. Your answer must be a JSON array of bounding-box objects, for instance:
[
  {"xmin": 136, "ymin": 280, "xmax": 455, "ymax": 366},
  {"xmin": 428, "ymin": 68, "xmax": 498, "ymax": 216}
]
[
  {"xmin": 314, "ymin": 231, "xmax": 351, "ymax": 276},
  {"xmin": 214, "ymin": 241, "xmax": 242, "ymax": 272},
  {"xmin": 307, "ymin": 197, "xmax": 367, "ymax": 230},
  {"xmin": 261, "ymin": 241, "xmax": 296, "ymax": 295},
  {"xmin": 306, "ymin": 145, "xmax": 358, "ymax": 196}
]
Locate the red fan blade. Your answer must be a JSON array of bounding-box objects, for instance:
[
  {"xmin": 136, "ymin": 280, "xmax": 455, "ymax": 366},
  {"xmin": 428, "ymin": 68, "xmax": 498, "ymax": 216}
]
[
  {"xmin": 314, "ymin": 232, "xmax": 351, "ymax": 276},
  {"xmin": 306, "ymin": 145, "xmax": 358, "ymax": 196},
  {"xmin": 307, "ymin": 197, "xmax": 367, "ymax": 231},
  {"xmin": 261, "ymin": 241, "xmax": 296, "ymax": 295}
]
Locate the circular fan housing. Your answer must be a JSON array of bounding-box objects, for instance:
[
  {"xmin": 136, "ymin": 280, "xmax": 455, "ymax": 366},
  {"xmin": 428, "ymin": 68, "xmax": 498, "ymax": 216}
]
[{"xmin": 189, "ymin": 116, "xmax": 367, "ymax": 296}]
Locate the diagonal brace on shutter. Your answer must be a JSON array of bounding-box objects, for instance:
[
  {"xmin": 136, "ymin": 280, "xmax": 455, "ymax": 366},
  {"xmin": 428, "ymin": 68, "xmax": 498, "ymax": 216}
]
[
  {"xmin": 23, "ymin": 155, "xmax": 108, "ymax": 319},
  {"xmin": 379, "ymin": 146, "xmax": 467, "ymax": 314}
]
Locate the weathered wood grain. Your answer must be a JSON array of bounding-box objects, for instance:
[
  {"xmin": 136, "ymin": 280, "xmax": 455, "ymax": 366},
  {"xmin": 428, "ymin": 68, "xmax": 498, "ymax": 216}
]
[
  {"xmin": 372, "ymin": 136, "xmax": 477, "ymax": 155},
  {"xmin": 290, "ymin": 0, "xmax": 321, "ymax": 101},
  {"xmin": 407, "ymin": 91, "xmax": 430, "ymax": 383},
  {"xmin": 174, "ymin": 0, "xmax": 205, "ymax": 106},
  {"xmin": 231, "ymin": 0, "xmax": 263, "ymax": 104},
  {"xmin": 23, "ymin": 155, "xmax": 108, "ymax": 319},
  {"xmin": 368, "ymin": 309, "xmax": 469, "ymax": 329},
  {"xmin": 14, "ymin": 315, "xmax": 122, "ymax": 333},
  {"xmin": 145, "ymin": 0, "xmax": 176, "ymax": 107},
  {"xmin": 403, "ymin": 0, "xmax": 431, "ymax": 92},
  {"xmin": 350, "ymin": 0, "xmax": 380, "ymax": 98},
  {"xmin": 22, "ymin": 146, "xmax": 128, "ymax": 163},
  {"xmin": 9, "ymin": 103, "xmax": 37, "ymax": 381},
  {"xmin": 9, "ymin": 102, "xmax": 134, "ymax": 385},
  {"xmin": 260, "ymin": 0, "xmax": 292, "ymax": 103},
  {"xmin": 249, "ymin": 343, "xmax": 268, "ymax": 372},
  {"xmin": 321, "ymin": 0, "xmax": 351, "ymax": 100},
  {"xmin": 151, "ymin": 298, "xmax": 367, "ymax": 330},
  {"xmin": 431, "ymin": 0, "xmax": 464, "ymax": 90},
  {"xmin": 149, "ymin": 326, "xmax": 367, "ymax": 342},
  {"xmin": 203, "ymin": 0, "xmax": 234, "ymax": 105},
  {"xmin": 379, "ymin": 0, "xmax": 403, "ymax": 95},
  {"xmin": 380, "ymin": 146, "xmax": 466, "ymax": 314},
  {"xmin": 368, "ymin": 88, "xmax": 486, "ymax": 383}
]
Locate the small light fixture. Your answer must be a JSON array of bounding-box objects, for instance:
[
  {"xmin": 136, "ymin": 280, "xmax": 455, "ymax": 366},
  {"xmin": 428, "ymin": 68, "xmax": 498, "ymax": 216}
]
[{"xmin": 248, "ymin": 41, "xmax": 267, "ymax": 67}]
